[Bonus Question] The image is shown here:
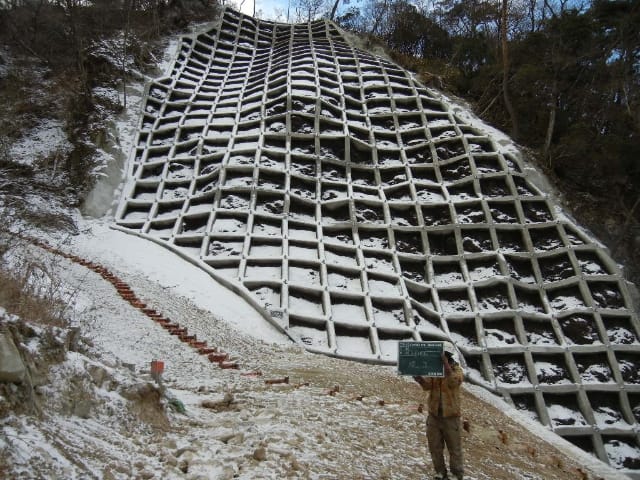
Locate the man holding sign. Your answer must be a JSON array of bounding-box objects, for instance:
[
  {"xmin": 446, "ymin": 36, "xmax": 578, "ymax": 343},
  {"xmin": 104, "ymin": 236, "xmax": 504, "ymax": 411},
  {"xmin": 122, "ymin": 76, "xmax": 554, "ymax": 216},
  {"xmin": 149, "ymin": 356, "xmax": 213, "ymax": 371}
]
[{"xmin": 412, "ymin": 341, "xmax": 464, "ymax": 480}]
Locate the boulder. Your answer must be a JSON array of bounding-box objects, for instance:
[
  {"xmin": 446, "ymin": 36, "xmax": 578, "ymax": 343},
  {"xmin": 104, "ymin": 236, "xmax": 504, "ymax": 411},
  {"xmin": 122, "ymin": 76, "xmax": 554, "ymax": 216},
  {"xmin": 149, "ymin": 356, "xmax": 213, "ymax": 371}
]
[{"xmin": 0, "ymin": 332, "xmax": 26, "ymax": 383}]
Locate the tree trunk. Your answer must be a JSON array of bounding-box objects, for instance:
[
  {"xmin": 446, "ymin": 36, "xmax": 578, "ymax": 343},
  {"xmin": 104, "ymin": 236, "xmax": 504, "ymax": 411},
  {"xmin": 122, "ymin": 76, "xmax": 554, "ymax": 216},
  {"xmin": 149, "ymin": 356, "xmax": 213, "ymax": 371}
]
[
  {"xmin": 369, "ymin": 0, "xmax": 389, "ymax": 36},
  {"xmin": 29, "ymin": 0, "xmax": 46, "ymax": 50},
  {"xmin": 122, "ymin": 0, "xmax": 132, "ymax": 109},
  {"xmin": 500, "ymin": 0, "xmax": 519, "ymax": 140},
  {"xmin": 543, "ymin": 78, "xmax": 558, "ymax": 166},
  {"xmin": 528, "ymin": 0, "xmax": 536, "ymax": 32},
  {"xmin": 329, "ymin": 0, "xmax": 339, "ymax": 20},
  {"xmin": 63, "ymin": 0, "xmax": 89, "ymax": 93},
  {"xmin": 612, "ymin": 194, "xmax": 640, "ymax": 257}
]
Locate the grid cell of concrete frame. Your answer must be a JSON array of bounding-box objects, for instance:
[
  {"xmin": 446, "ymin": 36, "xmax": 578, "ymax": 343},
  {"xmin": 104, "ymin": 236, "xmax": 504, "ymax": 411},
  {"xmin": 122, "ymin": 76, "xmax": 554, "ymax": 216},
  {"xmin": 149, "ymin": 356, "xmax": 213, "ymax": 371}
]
[{"xmin": 115, "ymin": 8, "xmax": 640, "ymax": 473}]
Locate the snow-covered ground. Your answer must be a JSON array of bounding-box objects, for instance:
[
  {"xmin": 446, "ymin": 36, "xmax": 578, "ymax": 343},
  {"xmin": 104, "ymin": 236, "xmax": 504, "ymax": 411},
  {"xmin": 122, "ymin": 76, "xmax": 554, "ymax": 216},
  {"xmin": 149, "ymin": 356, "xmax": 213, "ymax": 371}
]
[
  {"xmin": 1, "ymin": 218, "xmax": 631, "ymax": 479},
  {"xmin": 0, "ymin": 20, "xmax": 635, "ymax": 480},
  {"xmin": 72, "ymin": 222, "xmax": 637, "ymax": 480},
  {"xmin": 8, "ymin": 120, "xmax": 71, "ymax": 167}
]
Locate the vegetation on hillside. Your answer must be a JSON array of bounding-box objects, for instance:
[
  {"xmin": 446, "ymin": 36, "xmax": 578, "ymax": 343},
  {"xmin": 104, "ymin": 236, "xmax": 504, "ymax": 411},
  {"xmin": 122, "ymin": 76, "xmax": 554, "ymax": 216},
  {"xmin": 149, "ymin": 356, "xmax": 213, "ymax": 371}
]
[
  {"xmin": 326, "ymin": 0, "xmax": 640, "ymax": 285},
  {"xmin": 0, "ymin": 1, "xmax": 220, "ymax": 225},
  {"xmin": 0, "ymin": 1, "xmax": 221, "ymax": 342}
]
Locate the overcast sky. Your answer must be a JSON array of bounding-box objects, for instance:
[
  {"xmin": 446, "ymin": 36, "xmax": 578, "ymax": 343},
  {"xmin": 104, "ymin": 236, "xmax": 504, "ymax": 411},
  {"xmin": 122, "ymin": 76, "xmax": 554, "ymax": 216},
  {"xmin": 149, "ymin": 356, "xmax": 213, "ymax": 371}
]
[
  {"xmin": 237, "ymin": 0, "xmax": 291, "ymax": 21},
  {"xmin": 235, "ymin": 0, "xmax": 357, "ymax": 22}
]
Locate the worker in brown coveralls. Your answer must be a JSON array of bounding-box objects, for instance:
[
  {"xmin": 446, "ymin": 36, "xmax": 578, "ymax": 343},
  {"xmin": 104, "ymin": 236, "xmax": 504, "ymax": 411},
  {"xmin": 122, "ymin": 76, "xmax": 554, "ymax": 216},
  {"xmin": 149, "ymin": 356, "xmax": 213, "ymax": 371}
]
[{"xmin": 413, "ymin": 341, "xmax": 464, "ymax": 480}]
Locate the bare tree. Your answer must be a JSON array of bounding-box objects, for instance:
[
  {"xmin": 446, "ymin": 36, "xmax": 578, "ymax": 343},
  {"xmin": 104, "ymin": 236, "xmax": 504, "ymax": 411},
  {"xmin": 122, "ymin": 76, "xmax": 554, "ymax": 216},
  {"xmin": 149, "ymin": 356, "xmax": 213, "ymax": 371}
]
[
  {"xmin": 292, "ymin": 0, "xmax": 328, "ymax": 22},
  {"xmin": 57, "ymin": 0, "xmax": 89, "ymax": 90},
  {"xmin": 329, "ymin": 0, "xmax": 339, "ymax": 20},
  {"xmin": 122, "ymin": 0, "xmax": 132, "ymax": 108},
  {"xmin": 542, "ymin": 77, "xmax": 557, "ymax": 163},
  {"xmin": 368, "ymin": 0, "xmax": 390, "ymax": 36},
  {"xmin": 500, "ymin": 0, "xmax": 519, "ymax": 139}
]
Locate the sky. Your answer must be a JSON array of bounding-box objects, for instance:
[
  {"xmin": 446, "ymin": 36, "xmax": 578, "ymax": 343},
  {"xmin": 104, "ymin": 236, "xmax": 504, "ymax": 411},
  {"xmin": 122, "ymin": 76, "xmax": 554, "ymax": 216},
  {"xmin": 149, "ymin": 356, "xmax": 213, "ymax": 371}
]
[
  {"xmin": 234, "ymin": 0, "xmax": 358, "ymax": 23},
  {"xmin": 236, "ymin": 0, "xmax": 293, "ymax": 21}
]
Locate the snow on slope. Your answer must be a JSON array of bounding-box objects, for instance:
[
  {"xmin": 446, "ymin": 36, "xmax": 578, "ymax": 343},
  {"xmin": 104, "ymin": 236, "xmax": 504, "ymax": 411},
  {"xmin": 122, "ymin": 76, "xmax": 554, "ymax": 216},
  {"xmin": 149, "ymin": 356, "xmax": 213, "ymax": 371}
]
[
  {"xmin": 1, "ymin": 222, "xmax": 631, "ymax": 479},
  {"xmin": 0, "ymin": 17, "xmax": 634, "ymax": 480},
  {"xmin": 0, "ymin": 220, "xmax": 625, "ymax": 480}
]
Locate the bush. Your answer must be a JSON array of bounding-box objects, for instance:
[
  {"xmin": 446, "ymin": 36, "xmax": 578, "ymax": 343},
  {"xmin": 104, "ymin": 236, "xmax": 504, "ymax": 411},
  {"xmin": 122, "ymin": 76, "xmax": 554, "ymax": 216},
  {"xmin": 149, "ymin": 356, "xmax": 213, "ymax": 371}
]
[{"xmin": 0, "ymin": 237, "xmax": 72, "ymax": 328}]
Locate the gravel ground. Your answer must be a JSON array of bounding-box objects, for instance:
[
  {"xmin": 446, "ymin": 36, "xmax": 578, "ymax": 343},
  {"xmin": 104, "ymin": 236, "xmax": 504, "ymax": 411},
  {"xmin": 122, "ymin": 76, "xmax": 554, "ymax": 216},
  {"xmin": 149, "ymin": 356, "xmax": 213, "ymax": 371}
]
[{"xmin": 1, "ymin": 229, "xmax": 628, "ymax": 480}]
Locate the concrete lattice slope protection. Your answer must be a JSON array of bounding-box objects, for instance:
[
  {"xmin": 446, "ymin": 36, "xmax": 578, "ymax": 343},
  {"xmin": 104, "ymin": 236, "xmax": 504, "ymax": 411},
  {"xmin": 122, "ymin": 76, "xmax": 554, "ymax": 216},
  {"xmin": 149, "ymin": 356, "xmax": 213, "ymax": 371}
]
[{"xmin": 115, "ymin": 8, "xmax": 640, "ymax": 475}]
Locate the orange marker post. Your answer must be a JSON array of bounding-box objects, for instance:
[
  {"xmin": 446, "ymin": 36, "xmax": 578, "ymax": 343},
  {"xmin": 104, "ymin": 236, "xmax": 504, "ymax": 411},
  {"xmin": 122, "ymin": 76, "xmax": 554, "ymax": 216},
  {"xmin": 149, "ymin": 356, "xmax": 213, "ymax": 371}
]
[{"xmin": 150, "ymin": 359, "xmax": 165, "ymax": 384}]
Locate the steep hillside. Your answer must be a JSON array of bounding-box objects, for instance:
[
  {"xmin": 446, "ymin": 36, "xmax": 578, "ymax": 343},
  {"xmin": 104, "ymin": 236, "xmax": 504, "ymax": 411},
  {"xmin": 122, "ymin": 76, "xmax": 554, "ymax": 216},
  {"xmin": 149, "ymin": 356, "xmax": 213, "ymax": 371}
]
[{"xmin": 0, "ymin": 5, "xmax": 638, "ymax": 480}]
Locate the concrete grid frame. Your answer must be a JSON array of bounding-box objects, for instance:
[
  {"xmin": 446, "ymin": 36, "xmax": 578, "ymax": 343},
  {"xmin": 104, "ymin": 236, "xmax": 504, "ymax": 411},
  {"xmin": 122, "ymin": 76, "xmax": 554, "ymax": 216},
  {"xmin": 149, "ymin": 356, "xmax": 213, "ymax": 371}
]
[{"xmin": 115, "ymin": 7, "xmax": 640, "ymax": 475}]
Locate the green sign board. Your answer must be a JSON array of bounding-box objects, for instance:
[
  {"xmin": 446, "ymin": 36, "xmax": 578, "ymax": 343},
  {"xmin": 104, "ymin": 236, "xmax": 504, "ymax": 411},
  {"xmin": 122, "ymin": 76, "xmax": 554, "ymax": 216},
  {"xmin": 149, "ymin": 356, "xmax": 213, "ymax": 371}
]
[{"xmin": 398, "ymin": 341, "xmax": 444, "ymax": 376}]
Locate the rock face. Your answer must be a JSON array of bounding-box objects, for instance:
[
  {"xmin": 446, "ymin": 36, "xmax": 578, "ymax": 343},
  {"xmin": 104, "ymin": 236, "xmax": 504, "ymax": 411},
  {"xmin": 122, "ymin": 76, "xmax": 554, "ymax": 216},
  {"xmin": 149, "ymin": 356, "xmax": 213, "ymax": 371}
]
[
  {"xmin": 0, "ymin": 332, "xmax": 26, "ymax": 383},
  {"xmin": 115, "ymin": 7, "xmax": 640, "ymax": 473}
]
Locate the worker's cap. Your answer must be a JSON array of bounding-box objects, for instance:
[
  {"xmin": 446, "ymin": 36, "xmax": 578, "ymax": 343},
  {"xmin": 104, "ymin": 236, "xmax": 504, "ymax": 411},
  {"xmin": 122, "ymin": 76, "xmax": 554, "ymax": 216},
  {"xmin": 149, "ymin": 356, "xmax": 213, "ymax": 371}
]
[{"xmin": 442, "ymin": 341, "xmax": 459, "ymax": 364}]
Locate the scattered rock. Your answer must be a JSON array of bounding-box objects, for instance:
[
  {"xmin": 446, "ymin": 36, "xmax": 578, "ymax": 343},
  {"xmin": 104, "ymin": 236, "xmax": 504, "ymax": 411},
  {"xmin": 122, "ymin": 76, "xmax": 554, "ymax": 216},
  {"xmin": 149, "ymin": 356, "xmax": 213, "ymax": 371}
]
[
  {"xmin": 180, "ymin": 450, "xmax": 195, "ymax": 465},
  {"xmin": 122, "ymin": 362, "xmax": 136, "ymax": 372},
  {"xmin": 0, "ymin": 332, "xmax": 27, "ymax": 383},
  {"xmin": 119, "ymin": 382, "xmax": 169, "ymax": 428},
  {"xmin": 73, "ymin": 399, "xmax": 92, "ymax": 419},
  {"xmin": 269, "ymin": 446, "xmax": 291, "ymax": 458},
  {"xmin": 65, "ymin": 326, "xmax": 82, "ymax": 352},
  {"xmin": 163, "ymin": 438, "xmax": 178, "ymax": 450},
  {"xmin": 187, "ymin": 475, "xmax": 210, "ymax": 480},
  {"xmin": 87, "ymin": 364, "xmax": 109, "ymax": 387},
  {"xmin": 109, "ymin": 462, "xmax": 131, "ymax": 475},
  {"xmin": 120, "ymin": 382, "xmax": 159, "ymax": 401},
  {"xmin": 201, "ymin": 391, "xmax": 237, "ymax": 411},
  {"xmin": 176, "ymin": 446, "xmax": 197, "ymax": 457},
  {"xmin": 139, "ymin": 469, "xmax": 154, "ymax": 479},
  {"xmin": 213, "ymin": 427, "xmax": 236, "ymax": 443},
  {"xmin": 253, "ymin": 446, "xmax": 267, "ymax": 461},
  {"xmin": 221, "ymin": 466, "xmax": 236, "ymax": 480},
  {"xmin": 102, "ymin": 468, "xmax": 117, "ymax": 480},
  {"xmin": 226, "ymin": 432, "xmax": 245, "ymax": 445}
]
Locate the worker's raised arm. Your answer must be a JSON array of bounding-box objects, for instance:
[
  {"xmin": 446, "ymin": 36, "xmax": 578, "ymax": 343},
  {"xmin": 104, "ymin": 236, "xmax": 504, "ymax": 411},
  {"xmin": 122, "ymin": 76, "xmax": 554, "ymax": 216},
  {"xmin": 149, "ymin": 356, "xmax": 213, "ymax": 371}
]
[{"xmin": 413, "ymin": 375, "xmax": 433, "ymax": 391}]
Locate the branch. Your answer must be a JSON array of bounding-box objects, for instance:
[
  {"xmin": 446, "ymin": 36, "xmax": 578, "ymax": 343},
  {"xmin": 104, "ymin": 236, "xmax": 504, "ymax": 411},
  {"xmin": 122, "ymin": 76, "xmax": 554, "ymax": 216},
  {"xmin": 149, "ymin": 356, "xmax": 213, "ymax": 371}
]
[
  {"xmin": 478, "ymin": 92, "xmax": 500, "ymax": 117},
  {"xmin": 5, "ymin": 20, "xmax": 50, "ymax": 65},
  {"xmin": 611, "ymin": 194, "xmax": 640, "ymax": 257}
]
